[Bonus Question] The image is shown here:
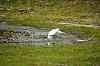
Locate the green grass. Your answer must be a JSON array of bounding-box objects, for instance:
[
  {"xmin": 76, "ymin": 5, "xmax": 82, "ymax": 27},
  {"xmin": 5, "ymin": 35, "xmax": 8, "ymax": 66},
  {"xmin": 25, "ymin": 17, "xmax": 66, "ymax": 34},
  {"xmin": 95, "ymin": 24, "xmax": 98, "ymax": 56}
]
[
  {"xmin": 0, "ymin": 0, "xmax": 100, "ymax": 25},
  {"xmin": 0, "ymin": 43, "xmax": 100, "ymax": 66},
  {"xmin": 0, "ymin": 0, "xmax": 100, "ymax": 66}
]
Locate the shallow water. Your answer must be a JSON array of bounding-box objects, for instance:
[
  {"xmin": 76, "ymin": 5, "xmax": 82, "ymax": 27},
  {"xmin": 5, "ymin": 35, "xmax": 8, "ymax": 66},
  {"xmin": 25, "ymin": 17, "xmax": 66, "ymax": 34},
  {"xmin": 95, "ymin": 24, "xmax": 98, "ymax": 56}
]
[{"xmin": 0, "ymin": 23, "xmax": 76, "ymax": 45}]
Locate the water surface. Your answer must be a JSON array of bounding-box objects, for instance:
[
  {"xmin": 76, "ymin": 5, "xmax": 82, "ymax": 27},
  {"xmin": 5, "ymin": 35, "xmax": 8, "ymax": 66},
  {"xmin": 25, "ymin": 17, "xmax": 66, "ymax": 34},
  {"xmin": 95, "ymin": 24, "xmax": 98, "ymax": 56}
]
[{"xmin": 0, "ymin": 23, "xmax": 76, "ymax": 45}]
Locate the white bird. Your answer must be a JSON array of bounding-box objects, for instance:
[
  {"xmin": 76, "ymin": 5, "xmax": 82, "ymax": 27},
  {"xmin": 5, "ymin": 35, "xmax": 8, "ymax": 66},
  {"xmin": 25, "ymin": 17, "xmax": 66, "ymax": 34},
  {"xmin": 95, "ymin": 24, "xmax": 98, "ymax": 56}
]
[
  {"xmin": 48, "ymin": 28, "xmax": 64, "ymax": 39},
  {"xmin": 48, "ymin": 28, "xmax": 94, "ymax": 43}
]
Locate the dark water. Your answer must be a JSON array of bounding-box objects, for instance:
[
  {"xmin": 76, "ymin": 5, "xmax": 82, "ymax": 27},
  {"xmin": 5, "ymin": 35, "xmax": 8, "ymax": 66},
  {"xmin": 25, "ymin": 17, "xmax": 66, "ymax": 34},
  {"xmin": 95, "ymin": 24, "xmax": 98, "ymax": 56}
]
[{"xmin": 0, "ymin": 23, "xmax": 76, "ymax": 45}]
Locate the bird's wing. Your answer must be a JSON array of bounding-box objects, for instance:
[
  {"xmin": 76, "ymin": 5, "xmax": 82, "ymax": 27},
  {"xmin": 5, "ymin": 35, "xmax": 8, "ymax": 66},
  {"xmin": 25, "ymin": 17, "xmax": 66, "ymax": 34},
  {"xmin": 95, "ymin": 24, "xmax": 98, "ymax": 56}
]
[{"xmin": 48, "ymin": 29, "xmax": 60, "ymax": 35}]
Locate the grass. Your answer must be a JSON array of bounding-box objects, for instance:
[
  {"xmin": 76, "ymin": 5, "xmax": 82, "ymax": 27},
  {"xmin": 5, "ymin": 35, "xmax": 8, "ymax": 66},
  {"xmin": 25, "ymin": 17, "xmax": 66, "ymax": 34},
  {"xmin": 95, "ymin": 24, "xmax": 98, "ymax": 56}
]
[
  {"xmin": 0, "ymin": 0, "xmax": 100, "ymax": 66},
  {"xmin": 0, "ymin": 0, "xmax": 100, "ymax": 25},
  {"xmin": 0, "ymin": 43, "xmax": 100, "ymax": 66}
]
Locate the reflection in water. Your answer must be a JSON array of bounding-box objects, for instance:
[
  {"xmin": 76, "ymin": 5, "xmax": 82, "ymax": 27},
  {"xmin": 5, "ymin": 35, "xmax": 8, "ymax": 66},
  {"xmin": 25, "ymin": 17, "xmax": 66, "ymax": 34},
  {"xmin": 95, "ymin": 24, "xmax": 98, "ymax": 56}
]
[{"xmin": 0, "ymin": 23, "xmax": 76, "ymax": 45}]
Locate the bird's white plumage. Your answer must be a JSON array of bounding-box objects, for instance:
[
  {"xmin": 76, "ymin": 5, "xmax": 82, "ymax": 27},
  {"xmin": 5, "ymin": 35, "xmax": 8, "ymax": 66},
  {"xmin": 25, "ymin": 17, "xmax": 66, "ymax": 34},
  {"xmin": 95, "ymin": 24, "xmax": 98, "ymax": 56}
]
[
  {"xmin": 48, "ymin": 29, "xmax": 60, "ymax": 35},
  {"xmin": 48, "ymin": 29, "xmax": 63, "ymax": 39}
]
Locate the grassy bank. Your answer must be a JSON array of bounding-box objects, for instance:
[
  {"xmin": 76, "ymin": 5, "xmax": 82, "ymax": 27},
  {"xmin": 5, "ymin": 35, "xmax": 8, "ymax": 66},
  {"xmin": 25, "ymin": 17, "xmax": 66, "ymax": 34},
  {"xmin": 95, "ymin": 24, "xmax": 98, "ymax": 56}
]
[
  {"xmin": 0, "ymin": 43, "xmax": 100, "ymax": 66},
  {"xmin": 0, "ymin": 0, "xmax": 100, "ymax": 25}
]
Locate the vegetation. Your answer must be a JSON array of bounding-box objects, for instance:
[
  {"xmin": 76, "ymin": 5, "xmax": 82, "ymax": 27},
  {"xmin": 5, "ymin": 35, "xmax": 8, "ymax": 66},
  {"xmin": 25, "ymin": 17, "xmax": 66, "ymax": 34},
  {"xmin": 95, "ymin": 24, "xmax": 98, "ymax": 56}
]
[
  {"xmin": 0, "ymin": 0, "xmax": 100, "ymax": 66},
  {"xmin": 0, "ymin": 43, "xmax": 100, "ymax": 66},
  {"xmin": 0, "ymin": 0, "xmax": 100, "ymax": 25}
]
